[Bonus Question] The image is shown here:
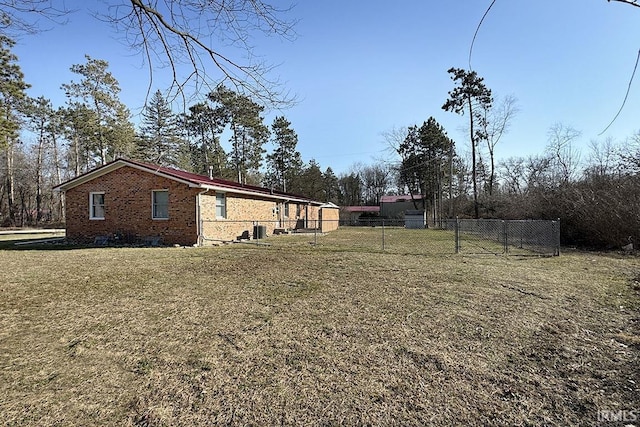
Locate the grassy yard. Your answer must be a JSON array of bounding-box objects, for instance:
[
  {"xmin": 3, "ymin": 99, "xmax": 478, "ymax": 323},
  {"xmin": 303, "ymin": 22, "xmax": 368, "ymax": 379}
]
[{"xmin": 0, "ymin": 228, "xmax": 639, "ymax": 426}]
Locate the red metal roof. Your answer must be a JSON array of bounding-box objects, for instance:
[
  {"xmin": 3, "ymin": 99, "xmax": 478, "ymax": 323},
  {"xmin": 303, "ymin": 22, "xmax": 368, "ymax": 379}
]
[
  {"xmin": 343, "ymin": 206, "xmax": 380, "ymax": 213},
  {"xmin": 56, "ymin": 158, "xmax": 319, "ymax": 203},
  {"xmin": 380, "ymin": 195, "xmax": 423, "ymax": 203}
]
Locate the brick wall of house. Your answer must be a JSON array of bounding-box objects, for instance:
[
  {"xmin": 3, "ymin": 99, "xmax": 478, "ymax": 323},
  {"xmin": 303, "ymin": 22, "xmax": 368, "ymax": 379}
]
[
  {"xmin": 200, "ymin": 191, "xmax": 321, "ymax": 242},
  {"xmin": 200, "ymin": 192, "xmax": 277, "ymax": 242},
  {"xmin": 64, "ymin": 166, "xmax": 199, "ymax": 245}
]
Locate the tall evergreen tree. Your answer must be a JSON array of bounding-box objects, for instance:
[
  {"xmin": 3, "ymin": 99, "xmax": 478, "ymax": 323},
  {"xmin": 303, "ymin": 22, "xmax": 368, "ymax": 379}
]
[
  {"xmin": 184, "ymin": 101, "xmax": 228, "ymax": 176},
  {"xmin": 61, "ymin": 55, "xmax": 134, "ymax": 166},
  {"xmin": 297, "ymin": 159, "xmax": 325, "ymax": 201},
  {"xmin": 442, "ymin": 67, "xmax": 492, "ymax": 219},
  {"xmin": 399, "ymin": 117, "xmax": 454, "ymax": 221},
  {"xmin": 106, "ymin": 102, "xmax": 136, "ymax": 160},
  {"xmin": 0, "ymin": 35, "xmax": 29, "ymax": 226},
  {"xmin": 265, "ymin": 116, "xmax": 303, "ymax": 192},
  {"xmin": 137, "ymin": 90, "xmax": 184, "ymax": 166},
  {"xmin": 323, "ymin": 167, "xmax": 340, "ymax": 204},
  {"xmin": 209, "ymin": 85, "xmax": 269, "ymax": 185},
  {"xmin": 399, "ymin": 118, "xmax": 455, "ymax": 223},
  {"xmin": 60, "ymin": 102, "xmax": 99, "ymax": 175}
]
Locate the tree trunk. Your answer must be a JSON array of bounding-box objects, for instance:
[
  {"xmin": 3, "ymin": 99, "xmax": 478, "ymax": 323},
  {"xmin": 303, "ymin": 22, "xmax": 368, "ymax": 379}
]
[
  {"xmin": 5, "ymin": 143, "xmax": 15, "ymax": 226},
  {"xmin": 35, "ymin": 128, "xmax": 45, "ymax": 224},
  {"xmin": 488, "ymin": 144, "xmax": 495, "ymax": 196},
  {"xmin": 73, "ymin": 134, "xmax": 81, "ymax": 176},
  {"xmin": 51, "ymin": 132, "xmax": 64, "ymax": 221},
  {"xmin": 468, "ymin": 95, "xmax": 479, "ymax": 219}
]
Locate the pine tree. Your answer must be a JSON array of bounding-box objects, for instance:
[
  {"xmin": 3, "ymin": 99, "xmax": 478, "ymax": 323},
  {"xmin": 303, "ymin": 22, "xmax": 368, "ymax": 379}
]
[
  {"xmin": 184, "ymin": 101, "xmax": 228, "ymax": 176},
  {"xmin": 297, "ymin": 159, "xmax": 325, "ymax": 201},
  {"xmin": 60, "ymin": 102, "xmax": 99, "ymax": 175},
  {"xmin": 442, "ymin": 67, "xmax": 492, "ymax": 219},
  {"xmin": 209, "ymin": 85, "xmax": 269, "ymax": 184},
  {"xmin": 137, "ymin": 90, "xmax": 184, "ymax": 166},
  {"xmin": 399, "ymin": 118, "xmax": 455, "ymax": 223},
  {"xmin": 62, "ymin": 55, "xmax": 134, "ymax": 166},
  {"xmin": 265, "ymin": 116, "xmax": 303, "ymax": 192},
  {"xmin": 0, "ymin": 35, "xmax": 30, "ymax": 226},
  {"xmin": 323, "ymin": 167, "xmax": 339, "ymax": 203}
]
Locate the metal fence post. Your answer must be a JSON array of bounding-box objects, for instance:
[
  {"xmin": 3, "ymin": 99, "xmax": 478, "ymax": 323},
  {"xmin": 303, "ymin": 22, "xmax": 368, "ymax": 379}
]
[
  {"xmin": 554, "ymin": 218, "xmax": 561, "ymax": 256},
  {"xmin": 382, "ymin": 220, "xmax": 385, "ymax": 251},
  {"xmin": 503, "ymin": 220, "xmax": 508, "ymax": 254},
  {"xmin": 455, "ymin": 216, "xmax": 460, "ymax": 254},
  {"xmin": 314, "ymin": 220, "xmax": 318, "ymax": 246}
]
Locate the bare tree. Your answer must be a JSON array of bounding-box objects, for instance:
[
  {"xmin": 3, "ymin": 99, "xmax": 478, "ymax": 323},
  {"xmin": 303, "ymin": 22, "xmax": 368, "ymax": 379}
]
[
  {"xmin": 499, "ymin": 157, "xmax": 526, "ymax": 195},
  {"xmin": 482, "ymin": 95, "xmax": 518, "ymax": 195},
  {"xmin": 0, "ymin": 0, "xmax": 70, "ymax": 36},
  {"xmin": 381, "ymin": 125, "xmax": 408, "ymax": 158},
  {"xmin": 546, "ymin": 123, "xmax": 582, "ymax": 184},
  {"xmin": 585, "ymin": 137, "xmax": 618, "ymax": 178},
  {"xmin": 360, "ymin": 162, "xmax": 393, "ymax": 206},
  {"xmin": 619, "ymin": 130, "xmax": 640, "ymax": 173},
  {"xmin": 1, "ymin": 1, "xmax": 296, "ymax": 106}
]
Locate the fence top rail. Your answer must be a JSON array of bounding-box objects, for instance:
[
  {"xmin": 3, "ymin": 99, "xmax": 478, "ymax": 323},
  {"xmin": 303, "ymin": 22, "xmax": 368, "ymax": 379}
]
[{"xmin": 456, "ymin": 218, "xmax": 558, "ymax": 223}]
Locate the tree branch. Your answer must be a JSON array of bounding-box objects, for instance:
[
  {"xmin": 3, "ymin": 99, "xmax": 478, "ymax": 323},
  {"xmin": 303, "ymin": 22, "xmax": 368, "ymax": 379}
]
[
  {"xmin": 608, "ymin": 0, "xmax": 640, "ymax": 8},
  {"xmin": 117, "ymin": 0, "xmax": 297, "ymax": 107}
]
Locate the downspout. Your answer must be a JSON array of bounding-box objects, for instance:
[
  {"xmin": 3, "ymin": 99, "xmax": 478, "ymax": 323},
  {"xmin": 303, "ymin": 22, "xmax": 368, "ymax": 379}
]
[{"xmin": 196, "ymin": 189, "xmax": 209, "ymax": 246}]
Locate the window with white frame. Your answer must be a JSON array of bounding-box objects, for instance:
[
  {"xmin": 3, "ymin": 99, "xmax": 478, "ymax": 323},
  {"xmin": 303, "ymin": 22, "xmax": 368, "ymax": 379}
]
[
  {"xmin": 215, "ymin": 192, "xmax": 226, "ymax": 218},
  {"xmin": 152, "ymin": 190, "xmax": 169, "ymax": 219},
  {"xmin": 284, "ymin": 202, "xmax": 290, "ymax": 218},
  {"xmin": 89, "ymin": 192, "xmax": 105, "ymax": 220}
]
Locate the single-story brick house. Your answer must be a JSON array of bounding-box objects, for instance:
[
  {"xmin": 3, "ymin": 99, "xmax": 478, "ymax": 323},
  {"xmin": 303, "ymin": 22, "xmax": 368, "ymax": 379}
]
[{"xmin": 55, "ymin": 158, "xmax": 339, "ymax": 246}]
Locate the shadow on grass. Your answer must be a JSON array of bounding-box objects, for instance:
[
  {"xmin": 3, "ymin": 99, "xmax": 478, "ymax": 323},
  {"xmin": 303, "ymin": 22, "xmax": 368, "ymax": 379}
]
[{"xmin": 0, "ymin": 237, "xmax": 90, "ymax": 251}]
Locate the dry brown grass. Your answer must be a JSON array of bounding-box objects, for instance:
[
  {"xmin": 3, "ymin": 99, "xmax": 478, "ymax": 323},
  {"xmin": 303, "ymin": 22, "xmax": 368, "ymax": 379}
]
[{"xmin": 1, "ymin": 228, "xmax": 639, "ymax": 426}]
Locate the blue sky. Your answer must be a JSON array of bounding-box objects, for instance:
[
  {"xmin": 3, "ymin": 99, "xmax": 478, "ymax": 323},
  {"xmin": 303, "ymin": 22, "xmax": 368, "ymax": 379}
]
[{"xmin": 12, "ymin": 0, "xmax": 640, "ymax": 175}]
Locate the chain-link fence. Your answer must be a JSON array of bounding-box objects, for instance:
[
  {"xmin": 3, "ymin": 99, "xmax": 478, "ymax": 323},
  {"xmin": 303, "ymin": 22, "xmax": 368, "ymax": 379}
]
[
  {"xmin": 201, "ymin": 218, "xmax": 560, "ymax": 256},
  {"xmin": 450, "ymin": 219, "xmax": 560, "ymax": 256}
]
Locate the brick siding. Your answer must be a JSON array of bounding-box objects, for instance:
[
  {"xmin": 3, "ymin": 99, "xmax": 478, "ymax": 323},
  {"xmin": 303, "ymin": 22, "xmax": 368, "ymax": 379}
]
[
  {"xmin": 200, "ymin": 193, "xmax": 319, "ymax": 242},
  {"xmin": 65, "ymin": 166, "xmax": 199, "ymax": 245},
  {"xmin": 63, "ymin": 164, "xmax": 336, "ymax": 246}
]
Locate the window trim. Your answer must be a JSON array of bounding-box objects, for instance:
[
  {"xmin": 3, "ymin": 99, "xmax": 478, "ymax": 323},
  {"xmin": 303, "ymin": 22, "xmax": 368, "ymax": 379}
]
[
  {"xmin": 89, "ymin": 192, "xmax": 105, "ymax": 220},
  {"xmin": 152, "ymin": 189, "xmax": 169, "ymax": 220},
  {"xmin": 215, "ymin": 192, "xmax": 226, "ymax": 219}
]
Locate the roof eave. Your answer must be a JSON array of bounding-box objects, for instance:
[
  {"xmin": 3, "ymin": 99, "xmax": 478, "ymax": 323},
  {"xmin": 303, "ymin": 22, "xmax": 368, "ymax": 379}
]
[
  {"xmin": 199, "ymin": 183, "xmax": 316, "ymax": 204},
  {"xmin": 55, "ymin": 158, "xmax": 324, "ymax": 205},
  {"xmin": 55, "ymin": 159, "xmax": 199, "ymax": 191}
]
